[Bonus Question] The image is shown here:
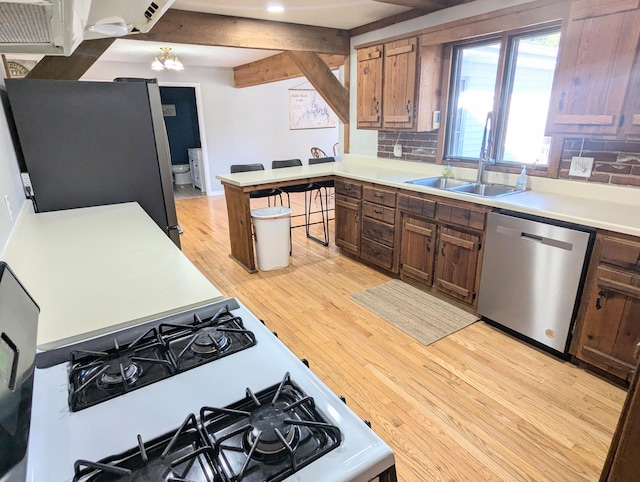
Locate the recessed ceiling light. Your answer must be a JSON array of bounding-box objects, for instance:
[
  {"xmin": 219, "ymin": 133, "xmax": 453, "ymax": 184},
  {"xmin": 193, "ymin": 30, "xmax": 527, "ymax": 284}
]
[{"xmin": 267, "ymin": 4, "xmax": 284, "ymax": 13}]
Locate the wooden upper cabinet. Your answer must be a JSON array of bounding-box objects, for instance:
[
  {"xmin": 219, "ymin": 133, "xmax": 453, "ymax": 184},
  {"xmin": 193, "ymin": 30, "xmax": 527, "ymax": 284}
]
[
  {"xmin": 383, "ymin": 38, "xmax": 418, "ymax": 130},
  {"xmin": 546, "ymin": 0, "xmax": 640, "ymax": 137},
  {"xmin": 357, "ymin": 45, "xmax": 383, "ymax": 129}
]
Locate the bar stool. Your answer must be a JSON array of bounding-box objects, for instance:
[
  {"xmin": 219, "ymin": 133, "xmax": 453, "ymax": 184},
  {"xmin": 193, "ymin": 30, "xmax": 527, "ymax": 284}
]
[
  {"xmin": 230, "ymin": 163, "xmax": 282, "ymax": 206},
  {"xmin": 271, "ymin": 159, "xmax": 328, "ymax": 249},
  {"xmin": 307, "ymin": 156, "xmax": 335, "ymax": 246}
]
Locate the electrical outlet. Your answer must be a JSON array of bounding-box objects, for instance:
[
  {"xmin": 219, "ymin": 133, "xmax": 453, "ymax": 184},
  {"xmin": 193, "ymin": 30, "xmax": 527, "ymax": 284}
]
[
  {"xmin": 569, "ymin": 156, "xmax": 594, "ymax": 178},
  {"xmin": 4, "ymin": 195, "xmax": 13, "ymax": 223},
  {"xmin": 393, "ymin": 144, "xmax": 402, "ymax": 157},
  {"xmin": 433, "ymin": 110, "xmax": 441, "ymax": 129},
  {"xmin": 20, "ymin": 172, "xmax": 32, "ymax": 188}
]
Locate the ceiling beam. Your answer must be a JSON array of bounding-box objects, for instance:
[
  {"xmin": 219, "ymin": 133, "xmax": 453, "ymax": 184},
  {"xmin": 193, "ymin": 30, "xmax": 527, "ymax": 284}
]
[
  {"xmin": 129, "ymin": 9, "xmax": 350, "ymax": 55},
  {"xmin": 25, "ymin": 38, "xmax": 116, "ymax": 80},
  {"xmin": 233, "ymin": 53, "xmax": 347, "ymax": 88},
  {"xmin": 373, "ymin": 0, "xmax": 447, "ymax": 8},
  {"xmin": 286, "ymin": 51, "xmax": 349, "ymax": 124}
]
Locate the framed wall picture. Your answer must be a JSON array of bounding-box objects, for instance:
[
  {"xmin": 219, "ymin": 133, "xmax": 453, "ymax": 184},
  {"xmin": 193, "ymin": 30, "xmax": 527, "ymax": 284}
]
[{"xmin": 289, "ymin": 90, "xmax": 337, "ymax": 130}]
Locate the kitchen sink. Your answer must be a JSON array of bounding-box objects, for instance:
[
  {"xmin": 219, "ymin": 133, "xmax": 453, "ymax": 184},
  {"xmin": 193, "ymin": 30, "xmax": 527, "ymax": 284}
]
[
  {"xmin": 405, "ymin": 177, "xmax": 473, "ymax": 189},
  {"xmin": 447, "ymin": 182, "xmax": 523, "ymax": 198}
]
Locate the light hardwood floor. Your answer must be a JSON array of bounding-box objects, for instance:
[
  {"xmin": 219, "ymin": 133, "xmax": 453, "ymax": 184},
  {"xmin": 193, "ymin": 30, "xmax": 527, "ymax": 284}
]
[{"xmin": 176, "ymin": 193, "xmax": 625, "ymax": 482}]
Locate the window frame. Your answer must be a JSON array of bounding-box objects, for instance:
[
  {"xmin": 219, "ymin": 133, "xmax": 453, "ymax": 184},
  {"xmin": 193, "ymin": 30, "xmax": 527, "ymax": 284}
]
[{"xmin": 437, "ymin": 21, "xmax": 563, "ymax": 178}]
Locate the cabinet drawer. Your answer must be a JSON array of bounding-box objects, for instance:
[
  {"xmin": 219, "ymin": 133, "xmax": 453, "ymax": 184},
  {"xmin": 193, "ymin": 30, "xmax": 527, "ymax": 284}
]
[
  {"xmin": 600, "ymin": 235, "xmax": 640, "ymax": 272},
  {"xmin": 360, "ymin": 238, "xmax": 394, "ymax": 270},
  {"xmin": 397, "ymin": 193, "xmax": 436, "ymax": 218},
  {"xmin": 335, "ymin": 180, "xmax": 362, "ymax": 199},
  {"xmin": 362, "ymin": 201, "xmax": 395, "ymax": 224},
  {"xmin": 362, "ymin": 217, "xmax": 395, "ymax": 247},
  {"xmin": 363, "ymin": 187, "xmax": 396, "ymax": 207},
  {"xmin": 436, "ymin": 202, "xmax": 485, "ymax": 230}
]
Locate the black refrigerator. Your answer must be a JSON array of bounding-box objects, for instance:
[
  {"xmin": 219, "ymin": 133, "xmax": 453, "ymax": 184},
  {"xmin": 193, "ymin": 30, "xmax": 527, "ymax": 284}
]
[{"xmin": 6, "ymin": 78, "xmax": 181, "ymax": 248}]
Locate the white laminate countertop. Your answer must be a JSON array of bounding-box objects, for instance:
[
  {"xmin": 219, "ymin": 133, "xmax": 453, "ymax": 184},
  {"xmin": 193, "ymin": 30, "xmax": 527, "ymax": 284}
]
[
  {"xmin": 1, "ymin": 202, "xmax": 224, "ymax": 350},
  {"xmin": 216, "ymin": 155, "xmax": 640, "ymax": 237}
]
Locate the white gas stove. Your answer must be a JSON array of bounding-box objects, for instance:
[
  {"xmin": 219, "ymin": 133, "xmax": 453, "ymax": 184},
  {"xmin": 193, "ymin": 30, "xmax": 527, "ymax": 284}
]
[{"xmin": 26, "ymin": 297, "xmax": 396, "ymax": 481}]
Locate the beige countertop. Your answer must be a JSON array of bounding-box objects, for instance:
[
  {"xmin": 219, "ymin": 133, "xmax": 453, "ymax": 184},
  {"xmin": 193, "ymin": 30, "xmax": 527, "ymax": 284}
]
[
  {"xmin": 216, "ymin": 155, "xmax": 640, "ymax": 237},
  {"xmin": 1, "ymin": 202, "xmax": 224, "ymax": 350}
]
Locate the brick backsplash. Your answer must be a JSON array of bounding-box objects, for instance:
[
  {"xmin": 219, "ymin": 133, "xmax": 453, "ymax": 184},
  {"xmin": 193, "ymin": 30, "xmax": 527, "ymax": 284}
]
[
  {"xmin": 377, "ymin": 131, "xmax": 439, "ymax": 163},
  {"xmin": 560, "ymin": 138, "xmax": 640, "ymax": 187},
  {"xmin": 377, "ymin": 132, "xmax": 640, "ymax": 188}
]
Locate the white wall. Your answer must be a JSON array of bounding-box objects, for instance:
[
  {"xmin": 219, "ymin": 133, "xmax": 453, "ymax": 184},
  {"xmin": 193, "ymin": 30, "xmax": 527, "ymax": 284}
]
[
  {"xmin": 348, "ymin": 0, "xmax": 537, "ymax": 156},
  {"xmin": 0, "ymin": 71, "xmax": 28, "ymax": 256},
  {"xmin": 82, "ymin": 62, "xmax": 339, "ymax": 194}
]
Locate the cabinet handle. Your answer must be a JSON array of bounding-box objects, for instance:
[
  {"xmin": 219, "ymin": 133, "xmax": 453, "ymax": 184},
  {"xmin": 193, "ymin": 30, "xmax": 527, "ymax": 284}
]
[
  {"xmin": 371, "ymin": 249, "xmax": 380, "ymax": 255},
  {"xmin": 373, "ymin": 209, "xmax": 383, "ymax": 214},
  {"xmin": 558, "ymin": 91, "xmax": 565, "ymax": 112},
  {"xmin": 406, "ymin": 99, "xmax": 411, "ymax": 114},
  {"xmin": 595, "ymin": 290, "xmax": 606, "ymax": 310},
  {"xmin": 426, "ymin": 241, "xmax": 431, "ymax": 252},
  {"xmin": 375, "ymin": 100, "xmax": 379, "ymax": 114},
  {"xmin": 441, "ymin": 244, "xmax": 445, "ymax": 257}
]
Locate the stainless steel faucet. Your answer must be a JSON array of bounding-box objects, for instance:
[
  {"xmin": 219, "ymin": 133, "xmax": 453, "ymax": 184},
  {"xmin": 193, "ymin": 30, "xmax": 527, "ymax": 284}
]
[{"xmin": 477, "ymin": 112, "xmax": 495, "ymax": 184}]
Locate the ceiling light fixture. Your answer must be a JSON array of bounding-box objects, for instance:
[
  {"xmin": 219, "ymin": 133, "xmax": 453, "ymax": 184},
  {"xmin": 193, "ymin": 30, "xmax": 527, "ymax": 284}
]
[
  {"xmin": 151, "ymin": 47, "xmax": 184, "ymax": 71},
  {"xmin": 267, "ymin": 4, "xmax": 284, "ymax": 13}
]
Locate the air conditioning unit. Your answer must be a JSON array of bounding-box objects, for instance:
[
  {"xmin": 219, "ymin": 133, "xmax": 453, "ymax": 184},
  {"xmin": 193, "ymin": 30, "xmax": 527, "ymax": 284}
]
[{"xmin": 0, "ymin": 0, "xmax": 174, "ymax": 56}]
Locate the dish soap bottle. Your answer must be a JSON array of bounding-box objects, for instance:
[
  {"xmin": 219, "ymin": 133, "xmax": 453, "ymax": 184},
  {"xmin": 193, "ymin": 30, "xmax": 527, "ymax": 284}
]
[
  {"xmin": 516, "ymin": 165, "xmax": 527, "ymax": 190},
  {"xmin": 442, "ymin": 161, "xmax": 453, "ymax": 179}
]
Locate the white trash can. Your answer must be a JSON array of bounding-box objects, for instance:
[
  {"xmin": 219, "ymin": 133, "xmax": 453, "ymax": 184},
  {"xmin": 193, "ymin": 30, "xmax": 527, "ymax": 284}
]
[{"xmin": 251, "ymin": 206, "xmax": 291, "ymax": 271}]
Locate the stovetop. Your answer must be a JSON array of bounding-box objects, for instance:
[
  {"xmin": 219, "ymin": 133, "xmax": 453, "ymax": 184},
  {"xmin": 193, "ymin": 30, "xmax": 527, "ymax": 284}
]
[
  {"xmin": 71, "ymin": 373, "xmax": 341, "ymax": 482},
  {"xmin": 68, "ymin": 304, "xmax": 256, "ymax": 411},
  {"xmin": 27, "ymin": 297, "xmax": 394, "ymax": 482}
]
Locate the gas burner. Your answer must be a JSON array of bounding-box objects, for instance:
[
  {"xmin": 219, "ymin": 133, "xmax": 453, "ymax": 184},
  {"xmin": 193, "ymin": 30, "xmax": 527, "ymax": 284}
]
[
  {"xmin": 200, "ymin": 373, "xmax": 341, "ymax": 482},
  {"xmin": 244, "ymin": 402, "xmax": 299, "ymax": 457},
  {"xmin": 190, "ymin": 326, "xmax": 230, "ymax": 355},
  {"xmin": 72, "ymin": 414, "xmax": 219, "ymax": 482},
  {"xmin": 98, "ymin": 360, "xmax": 142, "ymax": 388},
  {"xmin": 67, "ymin": 303, "xmax": 256, "ymax": 412}
]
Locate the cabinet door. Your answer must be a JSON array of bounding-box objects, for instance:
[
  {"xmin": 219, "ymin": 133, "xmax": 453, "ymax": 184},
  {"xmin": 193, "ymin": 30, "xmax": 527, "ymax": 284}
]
[
  {"xmin": 435, "ymin": 227, "xmax": 480, "ymax": 304},
  {"xmin": 401, "ymin": 216, "xmax": 437, "ymax": 285},
  {"xmin": 335, "ymin": 195, "xmax": 361, "ymax": 256},
  {"xmin": 383, "ymin": 38, "xmax": 418, "ymax": 130},
  {"xmin": 546, "ymin": 0, "xmax": 640, "ymax": 136},
  {"xmin": 357, "ymin": 45, "xmax": 384, "ymax": 129},
  {"xmin": 621, "ymin": 46, "xmax": 640, "ymax": 139},
  {"xmin": 577, "ymin": 266, "xmax": 640, "ymax": 380}
]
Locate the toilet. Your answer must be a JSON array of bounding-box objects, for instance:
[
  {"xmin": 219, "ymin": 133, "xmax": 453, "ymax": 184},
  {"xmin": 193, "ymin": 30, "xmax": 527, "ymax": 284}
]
[{"xmin": 171, "ymin": 164, "xmax": 192, "ymax": 185}]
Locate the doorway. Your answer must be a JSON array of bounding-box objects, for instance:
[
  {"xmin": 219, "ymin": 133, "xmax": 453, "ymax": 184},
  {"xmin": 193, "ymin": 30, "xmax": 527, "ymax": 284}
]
[{"xmin": 159, "ymin": 85, "xmax": 206, "ymax": 199}]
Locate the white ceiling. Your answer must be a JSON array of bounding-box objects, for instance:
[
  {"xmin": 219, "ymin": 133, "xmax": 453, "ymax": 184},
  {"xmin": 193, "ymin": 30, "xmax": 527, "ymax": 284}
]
[{"xmin": 100, "ymin": 0, "xmax": 413, "ymax": 69}]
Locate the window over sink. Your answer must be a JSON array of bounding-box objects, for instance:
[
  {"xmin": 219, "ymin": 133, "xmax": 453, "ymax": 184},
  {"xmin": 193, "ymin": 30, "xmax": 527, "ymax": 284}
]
[{"xmin": 444, "ymin": 25, "xmax": 561, "ymax": 169}]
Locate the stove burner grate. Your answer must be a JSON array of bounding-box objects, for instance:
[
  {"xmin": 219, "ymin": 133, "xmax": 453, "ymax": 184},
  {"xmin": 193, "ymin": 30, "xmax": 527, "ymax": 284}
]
[
  {"xmin": 201, "ymin": 372, "xmax": 341, "ymax": 482},
  {"xmin": 68, "ymin": 304, "xmax": 256, "ymax": 412},
  {"xmin": 72, "ymin": 414, "xmax": 219, "ymax": 482}
]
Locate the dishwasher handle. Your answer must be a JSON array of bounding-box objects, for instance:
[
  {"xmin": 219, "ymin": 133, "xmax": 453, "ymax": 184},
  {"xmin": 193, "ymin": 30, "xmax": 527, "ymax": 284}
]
[{"xmin": 518, "ymin": 230, "xmax": 574, "ymax": 251}]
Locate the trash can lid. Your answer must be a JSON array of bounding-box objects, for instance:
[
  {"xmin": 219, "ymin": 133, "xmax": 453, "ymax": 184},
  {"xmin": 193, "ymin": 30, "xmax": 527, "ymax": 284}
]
[{"xmin": 250, "ymin": 206, "xmax": 292, "ymax": 219}]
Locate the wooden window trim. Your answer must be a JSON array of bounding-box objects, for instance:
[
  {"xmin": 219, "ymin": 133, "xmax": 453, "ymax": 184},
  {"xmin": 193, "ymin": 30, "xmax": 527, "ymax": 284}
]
[{"xmin": 437, "ymin": 22, "xmax": 563, "ymax": 178}]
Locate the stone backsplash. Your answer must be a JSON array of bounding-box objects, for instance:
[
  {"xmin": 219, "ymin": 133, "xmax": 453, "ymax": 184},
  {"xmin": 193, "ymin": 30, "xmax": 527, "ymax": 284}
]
[{"xmin": 378, "ymin": 132, "xmax": 640, "ymax": 188}]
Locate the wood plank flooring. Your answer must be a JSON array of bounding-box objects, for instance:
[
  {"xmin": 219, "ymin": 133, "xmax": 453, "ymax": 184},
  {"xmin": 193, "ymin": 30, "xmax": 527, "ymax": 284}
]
[{"xmin": 175, "ymin": 193, "xmax": 625, "ymax": 482}]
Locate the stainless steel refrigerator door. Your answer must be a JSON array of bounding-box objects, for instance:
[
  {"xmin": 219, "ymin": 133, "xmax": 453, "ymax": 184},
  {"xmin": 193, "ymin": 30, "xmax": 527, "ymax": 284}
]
[{"xmin": 477, "ymin": 212, "xmax": 592, "ymax": 353}]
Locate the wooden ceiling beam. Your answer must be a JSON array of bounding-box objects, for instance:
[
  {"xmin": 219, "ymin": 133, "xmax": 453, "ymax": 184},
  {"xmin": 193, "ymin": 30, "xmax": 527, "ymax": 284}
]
[
  {"xmin": 129, "ymin": 9, "xmax": 350, "ymax": 55},
  {"xmin": 373, "ymin": 0, "xmax": 447, "ymax": 8},
  {"xmin": 286, "ymin": 51, "xmax": 349, "ymax": 124},
  {"xmin": 233, "ymin": 53, "xmax": 347, "ymax": 88},
  {"xmin": 25, "ymin": 38, "xmax": 116, "ymax": 80}
]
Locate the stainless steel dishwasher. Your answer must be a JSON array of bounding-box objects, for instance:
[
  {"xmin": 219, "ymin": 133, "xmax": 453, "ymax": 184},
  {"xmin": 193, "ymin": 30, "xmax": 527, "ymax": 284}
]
[{"xmin": 477, "ymin": 211, "xmax": 594, "ymax": 356}]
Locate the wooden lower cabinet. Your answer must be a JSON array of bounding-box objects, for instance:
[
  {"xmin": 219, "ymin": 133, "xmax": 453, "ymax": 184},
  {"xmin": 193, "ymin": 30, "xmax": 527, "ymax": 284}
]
[
  {"xmin": 576, "ymin": 266, "xmax": 640, "ymax": 381},
  {"xmin": 435, "ymin": 227, "xmax": 480, "ymax": 305},
  {"xmin": 400, "ymin": 216, "xmax": 437, "ymax": 285},
  {"xmin": 335, "ymin": 195, "xmax": 361, "ymax": 256}
]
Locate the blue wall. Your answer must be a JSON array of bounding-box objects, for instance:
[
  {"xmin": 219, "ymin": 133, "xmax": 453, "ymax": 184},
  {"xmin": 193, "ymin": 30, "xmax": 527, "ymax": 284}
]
[{"xmin": 159, "ymin": 86, "xmax": 201, "ymax": 166}]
